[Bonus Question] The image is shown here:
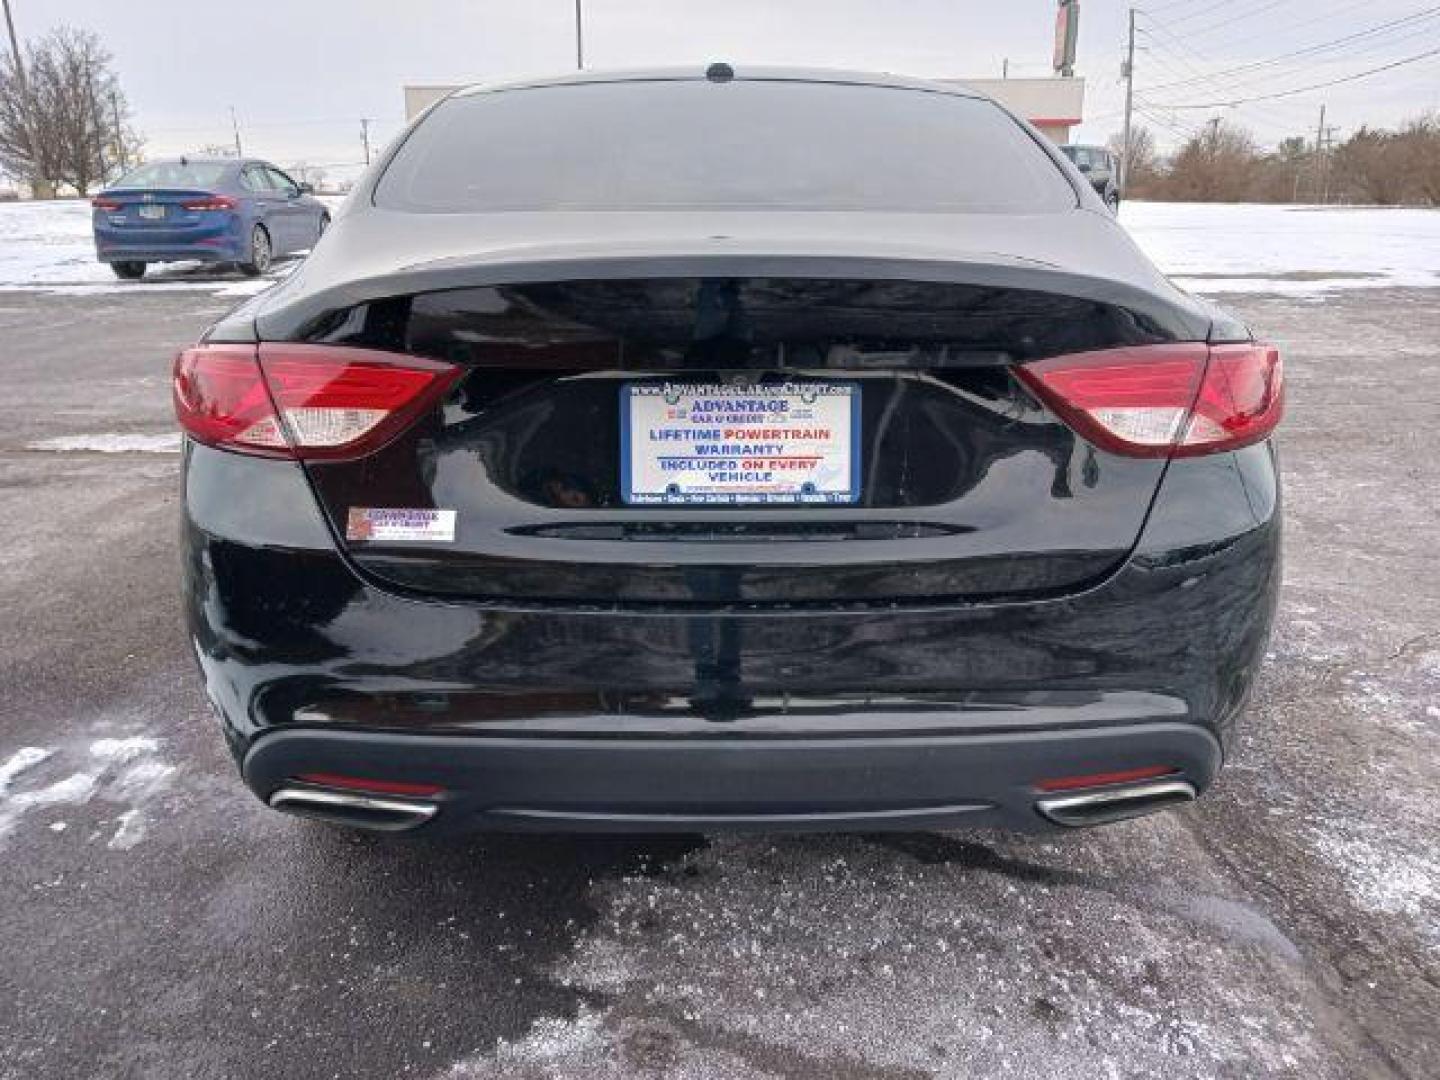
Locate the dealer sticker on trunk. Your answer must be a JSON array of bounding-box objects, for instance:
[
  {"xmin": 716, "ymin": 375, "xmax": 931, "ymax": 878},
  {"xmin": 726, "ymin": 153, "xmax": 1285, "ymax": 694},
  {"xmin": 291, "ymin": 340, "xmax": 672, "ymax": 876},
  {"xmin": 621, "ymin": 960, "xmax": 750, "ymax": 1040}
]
[
  {"xmin": 345, "ymin": 508, "xmax": 457, "ymax": 543},
  {"xmin": 621, "ymin": 382, "xmax": 860, "ymax": 505}
]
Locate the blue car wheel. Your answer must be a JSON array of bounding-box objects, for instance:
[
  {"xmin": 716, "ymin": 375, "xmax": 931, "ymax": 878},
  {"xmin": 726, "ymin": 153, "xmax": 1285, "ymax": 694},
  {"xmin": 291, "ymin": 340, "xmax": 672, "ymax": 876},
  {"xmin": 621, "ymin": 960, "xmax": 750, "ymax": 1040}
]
[{"xmin": 238, "ymin": 224, "xmax": 272, "ymax": 277}]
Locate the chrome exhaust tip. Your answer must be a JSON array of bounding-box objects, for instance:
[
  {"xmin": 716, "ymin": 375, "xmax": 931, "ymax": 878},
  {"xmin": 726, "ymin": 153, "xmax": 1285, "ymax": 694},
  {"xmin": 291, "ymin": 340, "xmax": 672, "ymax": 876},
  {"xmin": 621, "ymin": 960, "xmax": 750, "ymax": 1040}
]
[
  {"xmin": 268, "ymin": 786, "xmax": 439, "ymax": 831},
  {"xmin": 1036, "ymin": 779, "xmax": 1197, "ymax": 828}
]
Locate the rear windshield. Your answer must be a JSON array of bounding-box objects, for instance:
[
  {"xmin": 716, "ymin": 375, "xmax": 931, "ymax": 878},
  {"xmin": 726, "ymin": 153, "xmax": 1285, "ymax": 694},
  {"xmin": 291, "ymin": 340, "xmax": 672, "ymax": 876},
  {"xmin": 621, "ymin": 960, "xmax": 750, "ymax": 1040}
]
[
  {"xmin": 116, "ymin": 162, "xmax": 230, "ymax": 189},
  {"xmin": 376, "ymin": 80, "xmax": 1076, "ymax": 214}
]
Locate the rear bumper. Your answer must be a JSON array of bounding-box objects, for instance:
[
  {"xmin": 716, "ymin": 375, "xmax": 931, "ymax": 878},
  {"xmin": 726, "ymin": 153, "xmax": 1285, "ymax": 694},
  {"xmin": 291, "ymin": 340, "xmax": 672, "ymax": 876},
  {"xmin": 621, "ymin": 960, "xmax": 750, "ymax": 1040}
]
[
  {"xmin": 244, "ymin": 722, "xmax": 1220, "ymax": 833},
  {"xmin": 94, "ymin": 219, "xmax": 246, "ymax": 263},
  {"xmin": 182, "ymin": 438, "xmax": 1280, "ymax": 833},
  {"xmin": 96, "ymin": 243, "xmax": 243, "ymax": 264}
]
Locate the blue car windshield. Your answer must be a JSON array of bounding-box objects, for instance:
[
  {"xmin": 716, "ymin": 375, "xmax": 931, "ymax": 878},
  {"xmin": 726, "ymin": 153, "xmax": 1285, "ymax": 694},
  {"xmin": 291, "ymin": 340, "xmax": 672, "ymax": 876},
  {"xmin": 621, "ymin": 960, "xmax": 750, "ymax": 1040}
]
[{"xmin": 115, "ymin": 162, "xmax": 229, "ymax": 189}]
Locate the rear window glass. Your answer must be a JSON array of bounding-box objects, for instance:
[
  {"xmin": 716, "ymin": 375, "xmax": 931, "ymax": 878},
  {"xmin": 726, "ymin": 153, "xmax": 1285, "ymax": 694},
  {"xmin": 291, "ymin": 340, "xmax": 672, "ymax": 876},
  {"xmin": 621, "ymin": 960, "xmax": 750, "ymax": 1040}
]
[
  {"xmin": 116, "ymin": 162, "xmax": 230, "ymax": 189},
  {"xmin": 376, "ymin": 80, "xmax": 1076, "ymax": 213}
]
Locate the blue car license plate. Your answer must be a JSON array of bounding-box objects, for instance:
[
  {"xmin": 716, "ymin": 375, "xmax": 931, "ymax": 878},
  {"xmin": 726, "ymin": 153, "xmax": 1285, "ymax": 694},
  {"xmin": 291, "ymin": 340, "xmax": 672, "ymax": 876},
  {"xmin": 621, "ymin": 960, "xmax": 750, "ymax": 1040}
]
[{"xmin": 621, "ymin": 381, "xmax": 861, "ymax": 505}]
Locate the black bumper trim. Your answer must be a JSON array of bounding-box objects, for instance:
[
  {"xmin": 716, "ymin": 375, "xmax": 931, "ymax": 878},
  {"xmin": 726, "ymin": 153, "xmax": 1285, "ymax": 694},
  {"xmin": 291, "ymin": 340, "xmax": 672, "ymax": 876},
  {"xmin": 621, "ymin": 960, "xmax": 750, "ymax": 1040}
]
[{"xmin": 242, "ymin": 721, "xmax": 1222, "ymax": 834}]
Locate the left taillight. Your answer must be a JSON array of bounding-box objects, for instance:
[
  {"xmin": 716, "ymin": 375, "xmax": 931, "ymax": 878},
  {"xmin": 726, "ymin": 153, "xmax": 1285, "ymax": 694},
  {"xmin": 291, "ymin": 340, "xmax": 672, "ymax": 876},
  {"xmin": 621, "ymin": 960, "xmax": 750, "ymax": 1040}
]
[
  {"xmin": 91, "ymin": 196, "xmax": 122, "ymax": 211},
  {"xmin": 173, "ymin": 344, "xmax": 461, "ymax": 461},
  {"xmin": 1015, "ymin": 341, "xmax": 1283, "ymax": 458},
  {"xmin": 180, "ymin": 194, "xmax": 238, "ymax": 211}
]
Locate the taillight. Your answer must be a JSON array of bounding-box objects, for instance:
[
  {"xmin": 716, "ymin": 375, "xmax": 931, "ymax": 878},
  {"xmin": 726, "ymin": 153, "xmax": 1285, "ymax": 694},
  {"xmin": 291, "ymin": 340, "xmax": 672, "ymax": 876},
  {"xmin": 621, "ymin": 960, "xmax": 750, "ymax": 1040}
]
[
  {"xmin": 91, "ymin": 196, "xmax": 122, "ymax": 211},
  {"xmin": 1016, "ymin": 342, "xmax": 1283, "ymax": 458},
  {"xmin": 173, "ymin": 344, "xmax": 460, "ymax": 460},
  {"xmin": 180, "ymin": 194, "xmax": 238, "ymax": 211}
]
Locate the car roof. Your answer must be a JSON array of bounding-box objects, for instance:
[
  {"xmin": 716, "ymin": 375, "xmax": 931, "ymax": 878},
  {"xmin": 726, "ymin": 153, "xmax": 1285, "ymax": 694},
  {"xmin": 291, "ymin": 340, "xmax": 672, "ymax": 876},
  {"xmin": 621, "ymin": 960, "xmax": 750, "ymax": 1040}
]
[
  {"xmin": 452, "ymin": 64, "xmax": 985, "ymax": 101},
  {"xmin": 143, "ymin": 156, "xmax": 239, "ymax": 166}
]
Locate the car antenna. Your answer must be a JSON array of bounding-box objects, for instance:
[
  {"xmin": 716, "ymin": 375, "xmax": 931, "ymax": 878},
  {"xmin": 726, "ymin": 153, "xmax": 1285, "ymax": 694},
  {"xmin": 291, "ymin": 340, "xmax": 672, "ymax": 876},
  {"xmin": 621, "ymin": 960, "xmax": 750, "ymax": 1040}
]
[
  {"xmin": 180, "ymin": 154, "xmax": 188, "ymax": 166},
  {"xmin": 706, "ymin": 61, "xmax": 734, "ymax": 82}
]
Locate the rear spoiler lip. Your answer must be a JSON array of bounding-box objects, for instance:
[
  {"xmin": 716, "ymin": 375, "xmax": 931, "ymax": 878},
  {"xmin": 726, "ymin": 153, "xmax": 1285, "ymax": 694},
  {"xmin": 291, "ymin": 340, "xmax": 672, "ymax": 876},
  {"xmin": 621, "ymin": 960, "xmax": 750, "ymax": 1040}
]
[{"xmin": 242, "ymin": 249, "xmax": 1213, "ymax": 344}]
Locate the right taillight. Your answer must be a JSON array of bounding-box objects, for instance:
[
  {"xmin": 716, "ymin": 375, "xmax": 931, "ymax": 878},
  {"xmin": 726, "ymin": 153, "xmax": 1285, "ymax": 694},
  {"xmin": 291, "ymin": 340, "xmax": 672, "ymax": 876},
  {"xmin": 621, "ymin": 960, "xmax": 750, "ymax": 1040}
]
[
  {"xmin": 173, "ymin": 344, "xmax": 461, "ymax": 461},
  {"xmin": 1016, "ymin": 342, "xmax": 1282, "ymax": 458},
  {"xmin": 180, "ymin": 194, "xmax": 239, "ymax": 211}
]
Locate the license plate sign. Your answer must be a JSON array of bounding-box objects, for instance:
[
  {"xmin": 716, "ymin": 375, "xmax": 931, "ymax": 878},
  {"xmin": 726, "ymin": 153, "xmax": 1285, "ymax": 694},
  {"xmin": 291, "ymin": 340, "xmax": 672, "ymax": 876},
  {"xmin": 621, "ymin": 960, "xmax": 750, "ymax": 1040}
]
[
  {"xmin": 622, "ymin": 382, "xmax": 860, "ymax": 505},
  {"xmin": 137, "ymin": 204, "xmax": 165, "ymax": 220}
]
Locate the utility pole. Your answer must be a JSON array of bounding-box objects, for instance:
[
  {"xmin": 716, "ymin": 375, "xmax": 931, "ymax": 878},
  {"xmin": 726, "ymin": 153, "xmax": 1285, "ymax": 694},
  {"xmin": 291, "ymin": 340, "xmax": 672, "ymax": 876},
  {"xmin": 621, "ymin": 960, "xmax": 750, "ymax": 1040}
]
[
  {"xmin": 1120, "ymin": 7, "xmax": 1136, "ymax": 191},
  {"xmin": 1313, "ymin": 104, "xmax": 1326, "ymax": 204},
  {"xmin": 2, "ymin": 0, "xmax": 49, "ymax": 198},
  {"xmin": 360, "ymin": 118, "xmax": 371, "ymax": 166},
  {"xmin": 1319, "ymin": 122, "xmax": 1339, "ymax": 204},
  {"xmin": 229, "ymin": 106, "xmax": 243, "ymax": 157},
  {"xmin": 2, "ymin": 0, "xmax": 24, "ymax": 90},
  {"xmin": 1002, "ymin": 57, "xmax": 1009, "ymax": 79},
  {"xmin": 574, "ymin": 0, "xmax": 584, "ymax": 70}
]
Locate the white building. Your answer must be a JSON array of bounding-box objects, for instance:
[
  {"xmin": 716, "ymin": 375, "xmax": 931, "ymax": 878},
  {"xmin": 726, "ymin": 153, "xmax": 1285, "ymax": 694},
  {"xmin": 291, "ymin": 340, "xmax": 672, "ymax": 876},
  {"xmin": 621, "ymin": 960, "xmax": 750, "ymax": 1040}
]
[{"xmin": 944, "ymin": 77, "xmax": 1085, "ymax": 144}]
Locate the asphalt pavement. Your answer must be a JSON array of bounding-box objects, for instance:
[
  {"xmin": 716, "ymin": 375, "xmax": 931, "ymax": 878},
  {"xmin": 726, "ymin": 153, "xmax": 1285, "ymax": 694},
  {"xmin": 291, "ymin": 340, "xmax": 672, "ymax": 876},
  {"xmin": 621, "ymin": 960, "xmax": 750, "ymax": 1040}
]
[{"xmin": 0, "ymin": 284, "xmax": 1435, "ymax": 1080}]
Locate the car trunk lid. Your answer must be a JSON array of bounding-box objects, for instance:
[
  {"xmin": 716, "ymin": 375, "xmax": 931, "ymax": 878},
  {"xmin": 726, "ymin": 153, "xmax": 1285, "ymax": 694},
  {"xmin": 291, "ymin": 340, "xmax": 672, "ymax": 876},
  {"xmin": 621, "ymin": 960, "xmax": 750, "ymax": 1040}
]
[
  {"xmin": 95, "ymin": 188, "xmax": 219, "ymax": 228},
  {"xmin": 279, "ymin": 261, "xmax": 1195, "ymax": 606}
]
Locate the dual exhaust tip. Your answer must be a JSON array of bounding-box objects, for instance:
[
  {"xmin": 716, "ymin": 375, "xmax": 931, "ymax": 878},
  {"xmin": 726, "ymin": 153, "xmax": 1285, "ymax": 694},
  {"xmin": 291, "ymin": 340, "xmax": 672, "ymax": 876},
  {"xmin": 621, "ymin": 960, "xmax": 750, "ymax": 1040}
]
[{"xmin": 266, "ymin": 779, "xmax": 1198, "ymax": 833}]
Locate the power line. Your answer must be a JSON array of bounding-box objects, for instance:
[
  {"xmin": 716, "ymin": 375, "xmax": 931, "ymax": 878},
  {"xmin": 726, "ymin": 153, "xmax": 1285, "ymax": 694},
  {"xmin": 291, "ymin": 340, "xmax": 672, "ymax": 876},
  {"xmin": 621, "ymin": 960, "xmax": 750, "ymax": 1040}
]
[
  {"xmin": 1141, "ymin": 5, "xmax": 1440, "ymax": 94},
  {"xmin": 1136, "ymin": 28, "xmax": 1239, "ymax": 101},
  {"xmin": 1146, "ymin": 44, "xmax": 1440, "ymax": 108},
  {"xmin": 1156, "ymin": 0, "xmax": 1250, "ymax": 31},
  {"xmin": 1182, "ymin": 0, "xmax": 1293, "ymax": 45},
  {"xmin": 1125, "ymin": 35, "xmax": 1286, "ymax": 138},
  {"xmin": 1133, "ymin": 104, "xmax": 1205, "ymax": 143},
  {"xmin": 1134, "ymin": 27, "xmax": 1307, "ymax": 131},
  {"xmin": 1142, "ymin": 0, "xmax": 1199, "ymax": 15},
  {"xmin": 1170, "ymin": 0, "xmax": 1372, "ymax": 56}
]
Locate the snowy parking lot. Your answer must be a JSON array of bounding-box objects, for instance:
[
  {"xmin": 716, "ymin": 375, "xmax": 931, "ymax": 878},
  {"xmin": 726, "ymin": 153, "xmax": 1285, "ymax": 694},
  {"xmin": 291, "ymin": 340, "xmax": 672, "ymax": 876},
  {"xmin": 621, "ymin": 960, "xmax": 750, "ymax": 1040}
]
[
  {"xmin": 3, "ymin": 196, "xmax": 1440, "ymax": 296},
  {"xmin": 0, "ymin": 195, "xmax": 347, "ymax": 295},
  {"xmin": 0, "ymin": 201, "xmax": 1437, "ymax": 1079}
]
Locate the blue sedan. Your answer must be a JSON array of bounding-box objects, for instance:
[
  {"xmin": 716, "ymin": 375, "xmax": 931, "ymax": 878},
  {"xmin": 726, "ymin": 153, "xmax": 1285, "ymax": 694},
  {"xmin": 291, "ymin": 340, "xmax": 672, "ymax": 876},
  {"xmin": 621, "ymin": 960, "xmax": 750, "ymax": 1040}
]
[{"xmin": 92, "ymin": 157, "xmax": 329, "ymax": 280}]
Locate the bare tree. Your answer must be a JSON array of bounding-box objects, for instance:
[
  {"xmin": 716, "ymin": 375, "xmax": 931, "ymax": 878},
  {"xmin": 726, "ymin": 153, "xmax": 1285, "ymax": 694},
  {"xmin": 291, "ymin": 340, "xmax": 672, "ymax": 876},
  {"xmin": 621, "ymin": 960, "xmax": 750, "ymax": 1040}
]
[
  {"xmin": 1252, "ymin": 135, "xmax": 1312, "ymax": 203},
  {"xmin": 286, "ymin": 161, "xmax": 327, "ymax": 189},
  {"xmin": 1397, "ymin": 113, "xmax": 1440, "ymax": 206},
  {"xmin": 1100, "ymin": 112, "xmax": 1439, "ymax": 205},
  {"xmin": 0, "ymin": 26, "xmax": 142, "ymax": 196},
  {"xmin": 1333, "ymin": 126, "xmax": 1412, "ymax": 205},
  {"xmin": 1164, "ymin": 121, "xmax": 1260, "ymax": 202},
  {"xmin": 1107, "ymin": 125, "xmax": 1160, "ymax": 195}
]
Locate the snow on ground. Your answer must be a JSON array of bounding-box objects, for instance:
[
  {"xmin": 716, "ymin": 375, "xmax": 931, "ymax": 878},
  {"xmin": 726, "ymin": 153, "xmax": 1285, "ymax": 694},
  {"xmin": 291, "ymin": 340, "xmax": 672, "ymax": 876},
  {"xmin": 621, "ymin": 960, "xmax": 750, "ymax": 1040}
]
[
  {"xmin": 1119, "ymin": 202, "xmax": 1440, "ymax": 295},
  {"xmin": 1, "ymin": 197, "xmax": 1437, "ymax": 297},
  {"xmin": 27, "ymin": 433, "xmax": 181, "ymax": 454},
  {"xmin": 0, "ymin": 736, "xmax": 174, "ymax": 849},
  {"xmin": 0, "ymin": 195, "xmax": 346, "ymax": 295}
]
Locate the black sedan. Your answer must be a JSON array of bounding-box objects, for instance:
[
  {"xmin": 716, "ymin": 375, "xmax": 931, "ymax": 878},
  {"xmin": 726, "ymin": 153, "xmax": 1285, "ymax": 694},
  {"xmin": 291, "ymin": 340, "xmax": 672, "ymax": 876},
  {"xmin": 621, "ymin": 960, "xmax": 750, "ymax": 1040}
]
[{"xmin": 175, "ymin": 66, "xmax": 1282, "ymax": 835}]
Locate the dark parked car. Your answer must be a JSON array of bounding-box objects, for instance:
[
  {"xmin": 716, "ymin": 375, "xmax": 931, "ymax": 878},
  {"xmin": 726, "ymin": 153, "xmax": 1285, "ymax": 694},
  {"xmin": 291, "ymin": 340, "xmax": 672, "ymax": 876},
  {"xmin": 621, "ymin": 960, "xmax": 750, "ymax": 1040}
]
[
  {"xmin": 93, "ymin": 157, "xmax": 329, "ymax": 279},
  {"xmin": 1060, "ymin": 144, "xmax": 1121, "ymax": 210},
  {"xmin": 176, "ymin": 67, "xmax": 1281, "ymax": 835}
]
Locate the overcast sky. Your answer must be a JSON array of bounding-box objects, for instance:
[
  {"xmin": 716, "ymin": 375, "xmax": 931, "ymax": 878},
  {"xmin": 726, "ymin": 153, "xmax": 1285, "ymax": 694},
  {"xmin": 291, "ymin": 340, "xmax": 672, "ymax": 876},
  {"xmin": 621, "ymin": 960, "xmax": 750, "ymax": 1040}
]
[{"xmin": 17, "ymin": 0, "xmax": 1440, "ymax": 175}]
